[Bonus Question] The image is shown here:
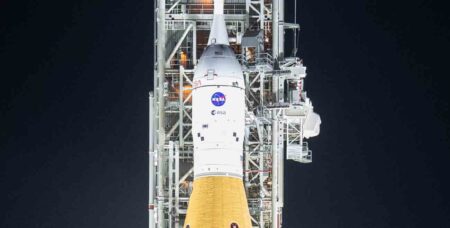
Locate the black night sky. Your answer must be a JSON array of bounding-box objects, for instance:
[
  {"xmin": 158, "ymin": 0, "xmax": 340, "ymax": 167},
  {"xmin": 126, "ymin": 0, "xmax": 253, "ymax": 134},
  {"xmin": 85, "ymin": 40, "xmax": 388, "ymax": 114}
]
[{"xmin": 1, "ymin": 0, "xmax": 449, "ymax": 227}]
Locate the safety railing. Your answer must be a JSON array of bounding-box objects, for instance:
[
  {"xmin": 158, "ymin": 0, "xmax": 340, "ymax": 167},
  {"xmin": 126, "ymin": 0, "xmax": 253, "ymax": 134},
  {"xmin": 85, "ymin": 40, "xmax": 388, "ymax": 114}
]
[
  {"xmin": 237, "ymin": 52, "xmax": 274, "ymax": 67},
  {"xmin": 166, "ymin": 3, "xmax": 246, "ymax": 15}
]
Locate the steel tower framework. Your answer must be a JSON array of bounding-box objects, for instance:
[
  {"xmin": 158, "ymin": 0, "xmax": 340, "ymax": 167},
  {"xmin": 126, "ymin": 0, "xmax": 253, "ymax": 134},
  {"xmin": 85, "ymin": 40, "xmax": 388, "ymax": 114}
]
[{"xmin": 149, "ymin": 1, "xmax": 320, "ymax": 227}]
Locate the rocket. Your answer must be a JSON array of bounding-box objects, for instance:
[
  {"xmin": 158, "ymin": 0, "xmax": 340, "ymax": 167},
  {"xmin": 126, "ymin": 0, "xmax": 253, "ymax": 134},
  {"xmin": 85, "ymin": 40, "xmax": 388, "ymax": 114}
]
[{"xmin": 183, "ymin": 0, "xmax": 252, "ymax": 227}]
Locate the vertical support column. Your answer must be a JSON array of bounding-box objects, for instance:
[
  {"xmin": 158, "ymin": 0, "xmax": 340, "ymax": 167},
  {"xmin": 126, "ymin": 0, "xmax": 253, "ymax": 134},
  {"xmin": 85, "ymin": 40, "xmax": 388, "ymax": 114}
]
[
  {"xmin": 245, "ymin": 0, "xmax": 251, "ymax": 14},
  {"xmin": 272, "ymin": 0, "xmax": 279, "ymax": 59},
  {"xmin": 278, "ymin": 0, "xmax": 285, "ymax": 59},
  {"xmin": 168, "ymin": 141, "xmax": 180, "ymax": 228},
  {"xmin": 272, "ymin": 73, "xmax": 278, "ymax": 104},
  {"xmin": 179, "ymin": 66, "xmax": 184, "ymax": 147},
  {"xmin": 272, "ymin": 73, "xmax": 285, "ymax": 104},
  {"xmin": 168, "ymin": 141, "xmax": 174, "ymax": 228},
  {"xmin": 279, "ymin": 75, "xmax": 285, "ymax": 103},
  {"xmin": 157, "ymin": 0, "xmax": 166, "ymax": 227},
  {"xmin": 259, "ymin": 148, "xmax": 265, "ymax": 228},
  {"xmin": 260, "ymin": 71, "xmax": 265, "ymax": 106},
  {"xmin": 174, "ymin": 142, "xmax": 180, "ymax": 228},
  {"xmin": 293, "ymin": 0, "xmax": 298, "ymax": 56},
  {"xmin": 192, "ymin": 23, "xmax": 197, "ymax": 66},
  {"xmin": 149, "ymin": 92, "xmax": 156, "ymax": 228},
  {"xmin": 272, "ymin": 0, "xmax": 285, "ymax": 60},
  {"xmin": 278, "ymin": 119, "xmax": 284, "ymax": 211},
  {"xmin": 271, "ymin": 111, "xmax": 279, "ymax": 228},
  {"xmin": 153, "ymin": 0, "xmax": 157, "ymax": 66},
  {"xmin": 245, "ymin": 71, "xmax": 250, "ymax": 106},
  {"xmin": 244, "ymin": 127, "xmax": 250, "ymax": 190},
  {"xmin": 259, "ymin": 0, "xmax": 265, "ymax": 30}
]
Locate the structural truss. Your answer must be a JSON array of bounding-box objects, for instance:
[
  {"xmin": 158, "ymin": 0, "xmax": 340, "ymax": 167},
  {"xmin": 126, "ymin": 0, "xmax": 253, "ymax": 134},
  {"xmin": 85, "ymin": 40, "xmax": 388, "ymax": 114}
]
[{"xmin": 149, "ymin": 1, "xmax": 320, "ymax": 227}]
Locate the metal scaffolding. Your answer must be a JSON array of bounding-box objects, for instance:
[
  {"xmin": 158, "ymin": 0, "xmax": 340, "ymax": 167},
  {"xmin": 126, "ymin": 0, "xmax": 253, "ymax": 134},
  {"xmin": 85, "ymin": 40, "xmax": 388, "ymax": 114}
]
[{"xmin": 149, "ymin": 1, "xmax": 320, "ymax": 227}]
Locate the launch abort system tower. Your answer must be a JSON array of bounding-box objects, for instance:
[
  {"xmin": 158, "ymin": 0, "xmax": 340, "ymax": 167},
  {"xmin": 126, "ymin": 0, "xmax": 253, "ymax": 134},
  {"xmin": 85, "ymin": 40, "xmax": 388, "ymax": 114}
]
[{"xmin": 149, "ymin": 0, "xmax": 321, "ymax": 227}]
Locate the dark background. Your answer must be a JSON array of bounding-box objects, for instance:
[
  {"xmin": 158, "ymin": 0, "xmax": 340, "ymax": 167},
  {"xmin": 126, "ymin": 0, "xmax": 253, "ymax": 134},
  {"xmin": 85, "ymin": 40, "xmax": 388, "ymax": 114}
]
[{"xmin": 1, "ymin": 0, "xmax": 449, "ymax": 227}]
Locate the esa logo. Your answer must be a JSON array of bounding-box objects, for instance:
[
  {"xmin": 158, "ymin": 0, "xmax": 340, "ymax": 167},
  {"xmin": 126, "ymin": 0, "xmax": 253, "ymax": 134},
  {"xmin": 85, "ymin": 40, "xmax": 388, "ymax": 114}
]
[
  {"xmin": 211, "ymin": 110, "xmax": 226, "ymax": 115},
  {"xmin": 211, "ymin": 92, "xmax": 226, "ymax": 106}
]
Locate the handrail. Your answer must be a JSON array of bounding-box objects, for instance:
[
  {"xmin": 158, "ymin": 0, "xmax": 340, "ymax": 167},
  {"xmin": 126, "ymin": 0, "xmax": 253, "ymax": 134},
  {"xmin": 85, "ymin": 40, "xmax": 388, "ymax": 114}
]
[{"xmin": 166, "ymin": 3, "xmax": 246, "ymax": 15}]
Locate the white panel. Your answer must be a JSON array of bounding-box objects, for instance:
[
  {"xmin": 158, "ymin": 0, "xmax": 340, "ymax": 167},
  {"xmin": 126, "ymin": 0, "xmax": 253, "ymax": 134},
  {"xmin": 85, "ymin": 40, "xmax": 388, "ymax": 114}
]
[
  {"xmin": 304, "ymin": 111, "xmax": 321, "ymax": 138},
  {"xmin": 192, "ymin": 84, "xmax": 245, "ymax": 177}
]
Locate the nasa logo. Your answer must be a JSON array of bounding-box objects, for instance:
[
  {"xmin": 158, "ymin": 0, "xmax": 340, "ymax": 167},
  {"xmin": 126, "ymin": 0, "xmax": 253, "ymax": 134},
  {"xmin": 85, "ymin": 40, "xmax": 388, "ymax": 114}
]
[{"xmin": 211, "ymin": 92, "xmax": 226, "ymax": 107}]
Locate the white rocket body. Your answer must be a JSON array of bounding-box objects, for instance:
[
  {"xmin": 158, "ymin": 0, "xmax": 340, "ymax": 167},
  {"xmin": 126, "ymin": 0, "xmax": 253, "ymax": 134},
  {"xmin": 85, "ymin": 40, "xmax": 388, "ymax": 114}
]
[
  {"xmin": 185, "ymin": 1, "xmax": 256, "ymax": 227},
  {"xmin": 192, "ymin": 46, "xmax": 245, "ymax": 178},
  {"xmin": 191, "ymin": 0, "xmax": 245, "ymax": 179}
]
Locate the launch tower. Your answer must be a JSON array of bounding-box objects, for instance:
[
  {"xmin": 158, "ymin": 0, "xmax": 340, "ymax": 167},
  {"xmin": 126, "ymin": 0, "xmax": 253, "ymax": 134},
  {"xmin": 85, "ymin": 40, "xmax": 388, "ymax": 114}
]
[{"xmin": 149, "ymin": 0, "xmax": 321, "ymax": 227}]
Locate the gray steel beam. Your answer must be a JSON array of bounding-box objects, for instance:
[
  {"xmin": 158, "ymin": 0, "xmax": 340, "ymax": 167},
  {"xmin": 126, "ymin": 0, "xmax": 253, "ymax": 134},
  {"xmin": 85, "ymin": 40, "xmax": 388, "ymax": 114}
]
[
  {"xmin": 272, "ymin": 0, "xmax": 279, "ymax": 59},
  {"xmin": 149, "ymin": 92, "xmax": 156, "ymax": 228},
  {"xmin": 271, "ymin": 116, "xmax": 279, "ymax": 228},
  {"xmin": 157, "ymin": 0, "xmax": 166, "ymax": 227},
  {"xmin": 179, "ymin": 66, "xmax": 184, "ymax": 147}
]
